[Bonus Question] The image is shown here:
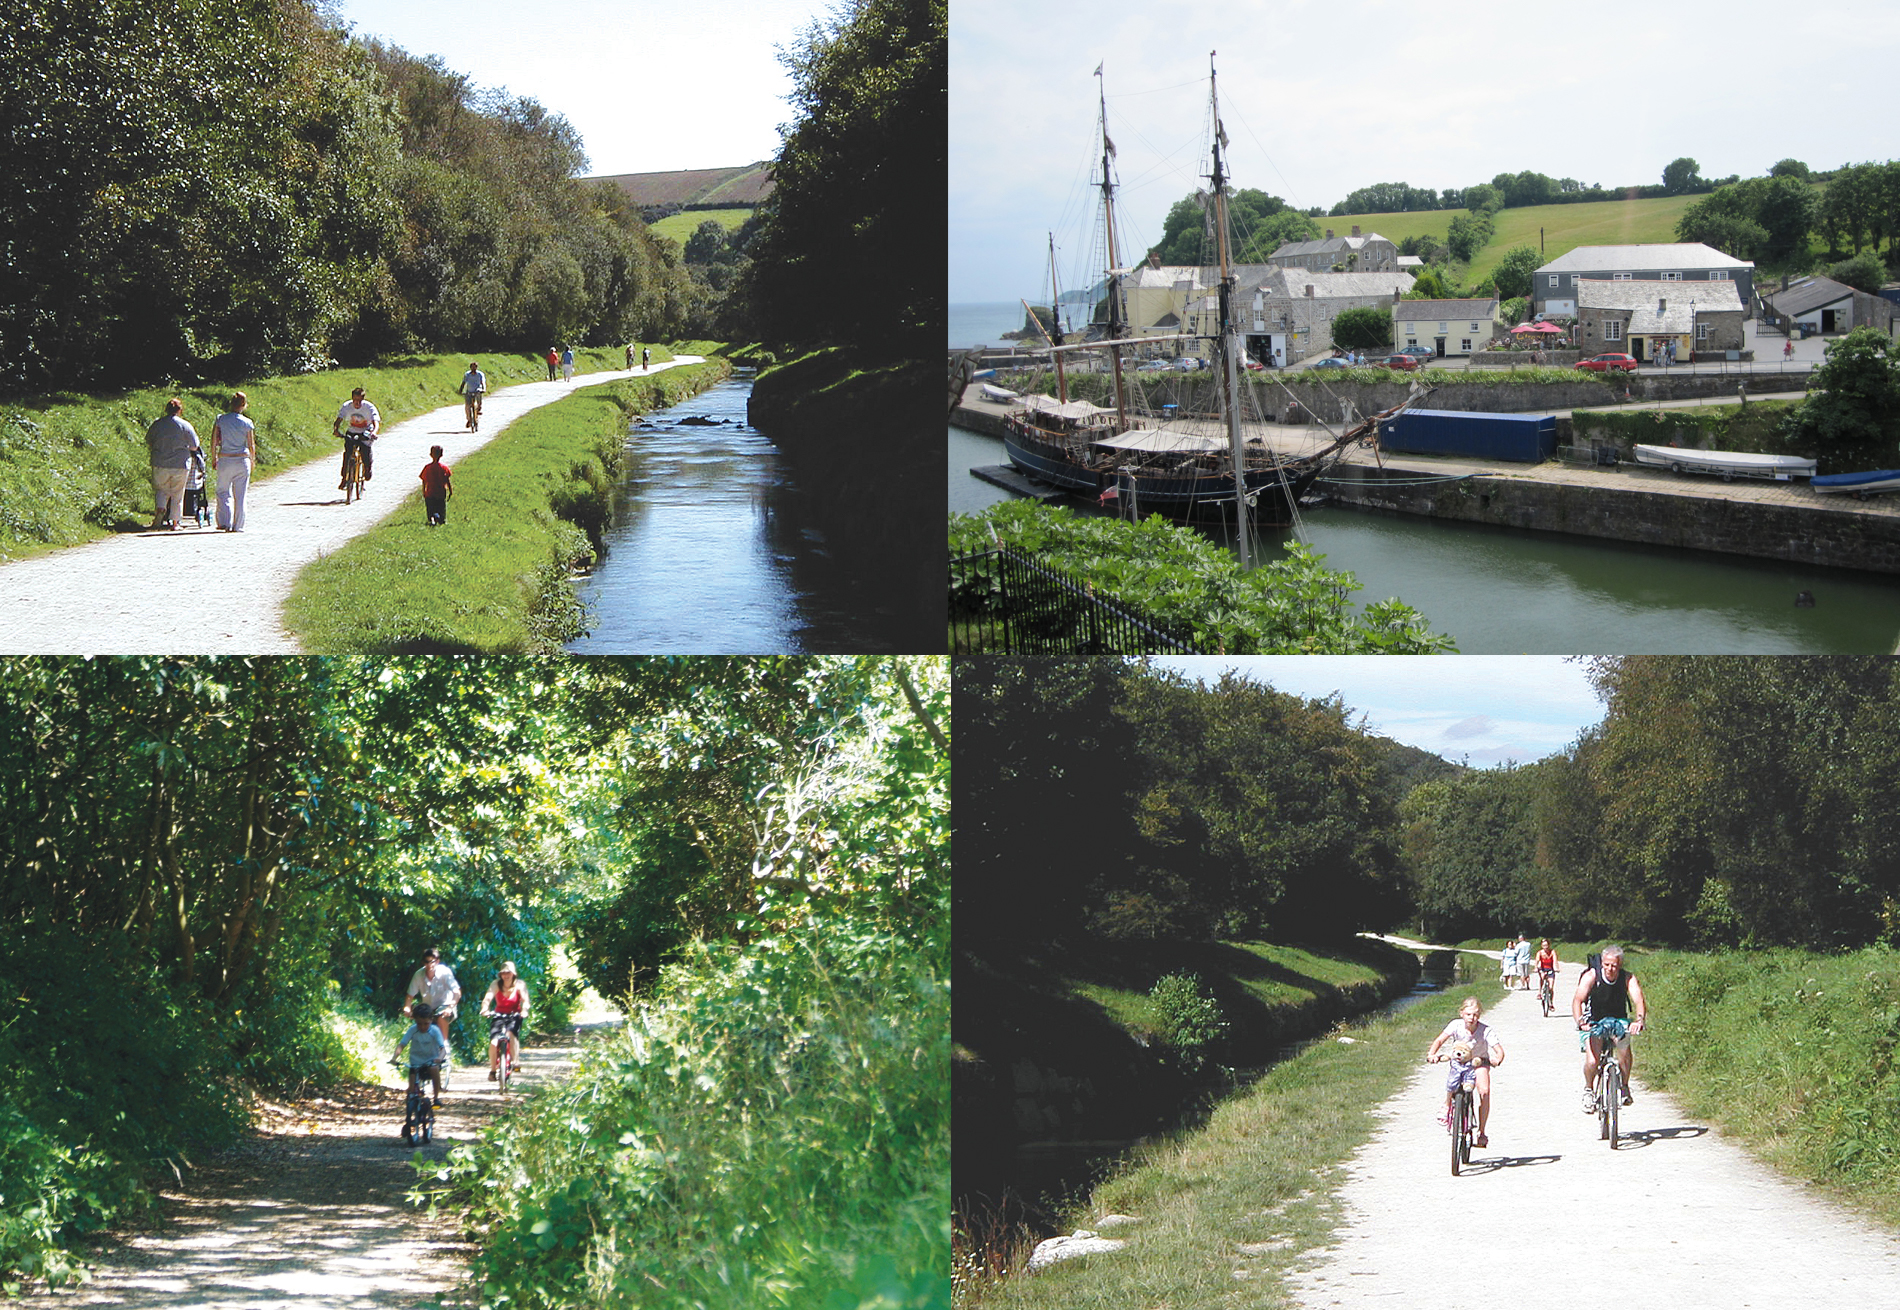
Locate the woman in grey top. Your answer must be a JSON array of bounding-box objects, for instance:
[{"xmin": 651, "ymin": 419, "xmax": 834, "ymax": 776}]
[
  {"xmin": 145, "ymin": 399, "xmax": 199, "ymax": 530},
  {"xmin": 211, "ymin": 391, "xmax": 256, "ymax": 532}
]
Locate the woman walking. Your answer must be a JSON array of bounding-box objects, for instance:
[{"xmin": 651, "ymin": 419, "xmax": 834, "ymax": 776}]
[{"xmin": 211, "ymin": 392, "xmax": 256, "ymax": 532}]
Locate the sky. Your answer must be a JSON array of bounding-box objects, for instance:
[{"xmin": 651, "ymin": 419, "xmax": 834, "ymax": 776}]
[
  {"xmin": 326, "ymin": 0, "xmax": 825, "ymax": 176},
  {"xmin": 1148, "ymin": 656, "xmax": 1604, "ymax": 768},
  {"xmin": 949, "ymin": 0, "xmax": 1900, "ymax": 305}
]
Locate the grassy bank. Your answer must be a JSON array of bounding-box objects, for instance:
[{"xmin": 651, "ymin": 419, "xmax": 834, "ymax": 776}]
[
  {"xmin": 284, "ymin": 360, "xmax": 731, "ymax": 653},
  {"xmin": 957, "ymin": 981, "xmax": 1496, "ymax": 1309},
  {"xmin": 1635, "ymin": 945, "xmax": 1900, "ymax": 1228},
  {"xmin": 0, "ymin": 346, "xmax": 672, "ymax": 563},
  {"xmin": 1573, "ymin": 401, "xmax": 1803, "ymax": 457}
]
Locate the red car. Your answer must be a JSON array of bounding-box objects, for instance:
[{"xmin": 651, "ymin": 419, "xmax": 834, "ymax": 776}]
[
  {"xmin": 1576, "ymin": 353, "xmax": 1639, "ymax": 373},
  {"xmin": 1378, "ymin": 353, "xmax": 1421, "ymax": 371}
]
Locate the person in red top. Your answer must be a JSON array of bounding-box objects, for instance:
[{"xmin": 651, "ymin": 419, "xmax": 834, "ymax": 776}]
[
  {"xmin": 419, "ymin": 445, "xmax": 453, "ymax": 525},
  {"xmin": 545, "ymin": 346, "xmax": 559, "ymax": 381},
  {"xmin": 481, "ymin": 961, "xmax": 531, "ymax": 1080}
]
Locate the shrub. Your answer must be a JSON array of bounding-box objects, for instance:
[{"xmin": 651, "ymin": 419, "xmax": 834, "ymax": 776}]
[{"xmin": 1149, "ymin": 973, "xmax": 1229, "ymax": 1072}]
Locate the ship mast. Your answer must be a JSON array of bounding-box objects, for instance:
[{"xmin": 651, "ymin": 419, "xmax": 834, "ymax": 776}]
[
  {"xmin": 1049, "ymin": 231, "xmax": 1069, "ymax": 403},
  {"xmin": 1095, "ymin": 65, "xmax": 1130, "ymax": 430},
  {"xmin": 1208, "ymin": 52, "xmax": 1252, "ymax": 567}
]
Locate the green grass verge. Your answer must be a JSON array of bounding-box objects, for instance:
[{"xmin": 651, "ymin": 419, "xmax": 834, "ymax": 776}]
[
  {"xmin": 645, "ymin": 208, "xmax": 754, "ymax": 245},
  {"xmin": 283, "ymin": 360, "xmax": 731, "ymax": 653},
  {"xmin": 0, "ymin": 345, "xmax": 671, "ymax": 564},
  {"xmin": 960, "ymin": 981, "xmax": 1500, "ymax": 1309},
  {"xmin": 1634, "ymin": 944, "xmax": 1900, "ymax": 1229}
]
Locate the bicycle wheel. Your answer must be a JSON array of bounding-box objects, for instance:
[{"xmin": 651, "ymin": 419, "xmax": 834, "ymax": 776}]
[
  {"xmin": 1459, "ymin": 1090, "xmax": 1474, "ymax": 1167},
  {"xmin": 1606, "ymin": 1062, "xmax": 1621, "ymax": 1148},
  {"xmin": 1450, "ymin": 1090, "xmax": 1465, "ymax": 1176}
]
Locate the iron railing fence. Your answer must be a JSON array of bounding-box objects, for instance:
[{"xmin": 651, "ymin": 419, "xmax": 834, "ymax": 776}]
[{"xmin": 950, "ymin": 547, "xmax": 1205, "ymax": 655}]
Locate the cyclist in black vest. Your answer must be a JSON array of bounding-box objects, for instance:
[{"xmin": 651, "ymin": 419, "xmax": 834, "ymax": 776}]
[{"xmin": 1572, "ymin": 944, "xmax": 1647, "ymax": 1114}]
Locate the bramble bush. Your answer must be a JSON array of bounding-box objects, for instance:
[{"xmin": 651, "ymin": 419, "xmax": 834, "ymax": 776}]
[
  {"xmin": 419, "ymin": 912, "xmax": 948, "ymax": 1309},
  {"xmin": 1148, "ymin": 973, "xmax": 1230, "ymax": 1073}
]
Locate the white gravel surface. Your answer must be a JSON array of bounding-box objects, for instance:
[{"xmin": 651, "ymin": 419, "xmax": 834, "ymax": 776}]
[
  {"xmin": 1288, "ymin": 978, "xmax": 1900, "ymax": 1308},
  {"xmin": 0, "ymin": 360, "xmax": 701, "ymax": 654}
]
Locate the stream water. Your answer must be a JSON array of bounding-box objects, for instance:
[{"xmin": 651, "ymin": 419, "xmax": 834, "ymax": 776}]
[
  {"xmin": 565, "ymin": 376, "xmax": 877, "ymax": 652},
  {"xmin": 951, "ymin": 423, "xmax": 1900, "ymax": 653}
]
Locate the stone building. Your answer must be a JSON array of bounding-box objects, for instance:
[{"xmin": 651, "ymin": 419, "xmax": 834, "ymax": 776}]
[
  {"xmin": 1766, "ymin": 275, "xmax": 1897, "ymax": 337},
  {"xmin": 1533, "ymin": 243, "xmax": 1754, "ymax": 318},
  {"xmin": 1184, "ymin": 268, "xmax": 1415, "ymax": 364},
  {"xmin": 1267, "ymin": 226, "xmax": 1400, "ymax": 273},
  {"xmin": 1574, "ymin": 278, "xmax": 1744, "ymax": 362},
  {"xmin": 1391, "ymin": 298, "xmax": 1502, "ymax": 357}
]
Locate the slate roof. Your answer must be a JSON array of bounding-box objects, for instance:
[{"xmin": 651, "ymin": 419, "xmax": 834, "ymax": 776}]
[
  {"xmin": 1392, "ymin": 298, "xmax": 1499, "ymax": 320},
  {"xmin": 1247, "ymin": 268, "xmax": 1415, "ymax": 298},
  {"xmin": 1269, "ymin": 232, "xmax": 1394, "ymax": 259},
  {"xmin": 1768, "ymin": 275, "xmax": 1856, "ymax": 317},
  {"xmin": 1537, "ymin": 243, "xmax": 1753, "ymax": 274},
  {"xmin": 1576, "ymin": 278, "xmax": 1743, "ymax": 313}
]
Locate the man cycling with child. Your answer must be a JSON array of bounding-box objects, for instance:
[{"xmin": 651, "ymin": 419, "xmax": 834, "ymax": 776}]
[
  {"xmin": 1572, "ymin": 944, "xmax": 1647, "ymax": 1113},
  {"xmin": 460, "ymin": 361, "xmax": 486, "ymax": 431}
]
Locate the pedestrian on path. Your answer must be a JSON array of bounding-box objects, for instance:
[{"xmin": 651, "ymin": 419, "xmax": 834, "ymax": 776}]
[
  {"xmin": 625, "ymin": 343, "xmax": 635, "ymax": 369},
  {"xmin": 560, "ymin": 346, "xmax": 574, "ymax": 381},
  {"xmin": 211, "ymin": 391, "xmax": 256, "ymax": 532},
  {"xmin": 1784, "ymin": 338, "xmax": 1795, "ymax": 360},
  {"xmin": 183, "ymin": 446, "xmax": 211, "ymax": 528},
  {"xmin": 641, "ymin": 347, "xmax": 650, "ymax": 371},
  {"xmin": 420, "ymin": 446, "xmax": 453, "ymax": 526},
  {"xmin": 545, "ymin": 347, "xmax": 559, "ymax": 381},
  {"xmin": 145, "ymin": 399, "xmax": 198, "ymax": 530}
]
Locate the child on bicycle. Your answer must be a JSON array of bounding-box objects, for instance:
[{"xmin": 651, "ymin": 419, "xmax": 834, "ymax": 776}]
[
  {"xmin": 395, "ymin": 1001, "xmax": 450, "ymax": 1106},
  {"xmin": 1427, "ymin": 996, "xmax": 1505, "ymax": 1148}
]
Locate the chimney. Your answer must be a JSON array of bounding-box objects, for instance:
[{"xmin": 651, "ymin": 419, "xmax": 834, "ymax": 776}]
[
  {"xmin": 1352, "ymin": 225, "xmax": 1361, "ymax": 237},
  {"xmin": 1781, "ymin": 273, "xmax": 1790, "ymax": 291},
  {"xmin": 1325, "ymin": 228, "xmax": 1334, "ymax": 240},
  {"xmin": 1305, "ymin": 284, "xmax": 1315, "ymax": 298},
  {"xmin": 1147, "ymin": 250, "xmax": 1160, "ymax": 268},
  {"xmin": 1393, "ymin": 288, "xmax": 1402, "ymax": 302}
]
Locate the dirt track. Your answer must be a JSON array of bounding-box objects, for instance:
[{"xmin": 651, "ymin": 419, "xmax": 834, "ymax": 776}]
[
  {"xmin": 1288, "ymin": 978, "xmax": 1900, "ymax": 1308},
  {"xmin": 0, "ymin": 362, "xmax": 700, "ymax": 655},
  {"xmin": 17, "ymin": 1020, "xmax": 618, "ymax": 1309}
]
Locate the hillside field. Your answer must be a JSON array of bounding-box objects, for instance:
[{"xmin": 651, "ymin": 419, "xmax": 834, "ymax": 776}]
[
  {"xmin": 647, "ymin": 207, "xmax": 754, "ymax": 245},
  {"xmin": 1330, "ymin": 194, "xmax": 1700, "ymax": 288}
]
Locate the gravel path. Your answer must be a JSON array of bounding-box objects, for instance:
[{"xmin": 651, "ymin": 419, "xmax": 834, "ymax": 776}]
[
  {"xmin": 1288, "ymin": 978, "xmax": 1900, "ymax": 1307},
  {"xmin": 0, "ymin": 362, "xmax": 702, "ymax": 654},
  {"xmin": 16, "ymin": 1018, "xmax": 623, "ymax": 1309}
]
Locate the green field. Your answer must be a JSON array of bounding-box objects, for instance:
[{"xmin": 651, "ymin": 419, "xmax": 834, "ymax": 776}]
[
  {"xmin": 646, "ymin": 207, "xmax": 753, "ymax": 245},
  {"xmin": 1330, "ymin": 194, "xmax": 1700, "ymax": 289}
]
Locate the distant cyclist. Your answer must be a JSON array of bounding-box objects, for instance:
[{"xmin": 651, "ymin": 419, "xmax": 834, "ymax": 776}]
[
  {"xmin": 1573, "ymin": 944, "xmax": 1647, "ymax": 1113},
  {"xmin": 404, "ymin": 947, "xmax": 462, "ymax": 1056},
  {"xmin": 335, "ymin": 386, "xmax": 380, "ymax": 486},
  {"xmin": 459, "ymin": 361, "xmax": 487, "ymax": 431},
  {"xmin": 1536, "ymin": 938, "xmax": 1557, "ymax": 995},
  {"xmin": 480, "ymin": 960, "xmax": 531, "ymax": 1081}
]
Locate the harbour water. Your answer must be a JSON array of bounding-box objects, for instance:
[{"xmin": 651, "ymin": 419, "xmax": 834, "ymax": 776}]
[
  {"xmin": 949, "ymin": 301, "xmax": 1032, "ymax": 349},
  {"xmin": 950, "ymin": 423, "xmax": 1900, "ymax": 653},
  {"xmin": 566, "ymin": 377, "xmax": 877, "ymax": 653}
]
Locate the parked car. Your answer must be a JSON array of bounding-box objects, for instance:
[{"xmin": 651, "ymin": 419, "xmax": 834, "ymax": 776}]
[
  {"xmin": 1173, "ymin": 357, "xmax": 1204, "ymax": 372},
  {"xmin": 1379, "ymin": 354, "xmax": 1421, "ymax": 371},
  {"xmin": 1398, "ymin": 346, "xmax": 1435, "ymax": 359},
  {"xmin": 1243, "ymin": 359, "xmax": 1266, "ymax": 371},
  {"xmin": 1136, "ymin": 359, "xmax": 1170, "ymax": 372},
  {"xmin": 1310, "ymin": 357, "xmax": 1350, "ymax": 370},
  {"xmin": 1576, "ymin": 353, "xmax": 1638, "ymax": 373}
]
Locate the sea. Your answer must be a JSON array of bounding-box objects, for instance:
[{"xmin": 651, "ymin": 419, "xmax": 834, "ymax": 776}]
[{"xmin": 948, "ymin": 302, "xmax": 1030, "ymax": 349}]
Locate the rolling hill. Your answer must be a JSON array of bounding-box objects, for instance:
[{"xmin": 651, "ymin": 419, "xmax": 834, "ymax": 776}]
[{"xmin": 1328, "ymin": 194, "xmax": 1700, "ymax": 290}]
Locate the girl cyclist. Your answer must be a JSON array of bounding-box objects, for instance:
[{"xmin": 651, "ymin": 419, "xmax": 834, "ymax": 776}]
[
  {"xmin": 481, "ymin": 961, "xmax": 531, "ymax": 1081},
  {"xmin": 1427, "ymin": 996, "xmax": 1505, "ymax": 1148}
]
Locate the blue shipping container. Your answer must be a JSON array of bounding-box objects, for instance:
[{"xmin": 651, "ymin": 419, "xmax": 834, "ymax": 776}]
[{"xmin": 1377, "ymin": 409, "xmax": 1557, "ymax": 463}]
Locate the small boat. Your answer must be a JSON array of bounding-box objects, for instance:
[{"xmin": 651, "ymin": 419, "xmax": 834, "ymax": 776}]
[
  {"xmin": 978, "ymin": 382, "xmax": 1020, "ymax": 404},
  {"xmin": 1811, "ymin": 468, "xmax": 1900, "ymax": 496},
  {"xmin": 1632, "ymin": 445, "xmax": 1817, "ymax": 482}
]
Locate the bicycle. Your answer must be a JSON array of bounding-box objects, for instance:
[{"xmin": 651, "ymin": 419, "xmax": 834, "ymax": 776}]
[
  {"xmin": 1430, "ymin": 1047, "xmax": 1481, "ymax": 1175},
  {"xmin": 340, "ymin": 437, "xmax": 368, "ymax": 504},
  {"xmin": 1539, "ymin": 969, "xmax": 1555, "ymax": 1018},
  {"xmin": 488, "ymin": 1012, "xmax": 520, "ymax": 1094},
  {"xmin": 1585, "ymin": 1017, "xmax": 1633, "ymax": 1148},
  {"xmin": 394, "ymin": 1059, "xmax": 440, "ymax": 1146},
  {"xmin": 463, "ymin": 393, "xmax": 482, "ymax": 432}
]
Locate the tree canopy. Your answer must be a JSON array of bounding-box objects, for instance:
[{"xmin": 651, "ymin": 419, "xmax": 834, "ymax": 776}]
[{"xmin": 1146, "ymin": 188, "xmax": 1319, "ymax": 266}]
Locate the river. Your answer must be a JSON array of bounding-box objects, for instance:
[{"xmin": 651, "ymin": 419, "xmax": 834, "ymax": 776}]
[
  {"xmin": 565, "ymin": 376, "xmax": 876, "ymax": 652},
  {"xmin": 951, "ymin": 423, "xmax": 1900, "ymax": 653}
]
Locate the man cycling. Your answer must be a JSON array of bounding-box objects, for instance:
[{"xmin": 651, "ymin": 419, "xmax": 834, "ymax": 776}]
[
  {"xmin": 335, "ymin": 386, "xmax": 381, "ymax": 486},
  {"xmin": 460, "ymin": 361, "xmax": 487, "ymax": 431},
  {"xmin": 404, "ymin": 948, "xmax": 462, "ymax": 1081},
  {"xmin": 1572, "ymin": 944, "xmax": 1647, "ymax": 1113}
]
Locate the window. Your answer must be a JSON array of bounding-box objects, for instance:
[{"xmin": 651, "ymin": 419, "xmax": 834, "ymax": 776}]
[
  {"xmin": 1612, "ymin": 273, "xmax": 1632, "ymax": 281},
  {"xmin": 1549, "ymin": 274, "xmax": 1560, "ymax": 288},
  {"xmin": 1406, "ymin": 337, "xmax": 1418, "ymax": 347},
  {"xmin": 1438, "ymin": 322, "xmax": 1448, "ymax": 332},
  {"xmin": 1660, "ymin": 271, "xmax": 1682, "ymax": 281},
  {"xmin": 1605, "ymin": 321, "xmax": 1623, "ymax": 341},
  {"xmin": 1708, "ymin": 271, "xmax": 1730, "ymax": 280},
  {"xmin": 1461, "ymin": 339, "xmax": 1472, "ymax": 352},
  {"xmin": 1470, "ymin": 322, "xmax": 1480, "ymax": 332},
  {"xmin": 1696, "ymin": 323, "xmax": 1711, "ymax": 340},
  {"xmin": 1403, "ymin": 322, "xmax": 1414, "ymax": 334}
]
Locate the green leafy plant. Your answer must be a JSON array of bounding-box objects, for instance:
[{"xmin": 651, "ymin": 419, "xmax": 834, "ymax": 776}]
[{"xmin": 1148, "ymin": 973, "xmax": 1230, "ymax": 1072}]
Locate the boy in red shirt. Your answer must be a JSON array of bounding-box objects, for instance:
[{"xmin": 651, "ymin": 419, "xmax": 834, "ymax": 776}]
[{"xmin": 420, "ymin": 445, "xmax": 453, "ymax": 525}]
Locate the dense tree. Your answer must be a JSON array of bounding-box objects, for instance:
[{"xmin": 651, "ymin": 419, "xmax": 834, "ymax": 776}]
[
  {"xmin": 1332, "ymin": 305, "xmax": 1393, "ymax": 350},
  {"xmin": 739, "ymin": 0, "xmax": 942, "ymax": 357},
  {"xmin": 1147, "ymin": 188, "xmax": 1319, "ymax": 266},
  {"xmin": 1676, "ymin": 175, "xmax": 1816, "ymax": 263},
  {"xmin": 1332, "ymin": 181, "xmax": 1441, "ymax": 215},
  {"xmin": 1400, "ymin": 767, "xmax": 1542, "ymax": 940},
  {"xmin": 1662, "ymin": 156, "xmax": 1704, "ymax": 194},
  {"xmin": 1490, "ymin": 246, "xmax": 1541, "ymax": 300},
  {"xmin": 1779, "ymin": 326, "xmax": 1900, "ymax": 471},
  {"xmin": 1826, "ymin": 250, "xmax": 1889, "ymax": 293},
  {"xmin": 1770, "ymin": 158, "xmax": 1812, "ymax": 180}
]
